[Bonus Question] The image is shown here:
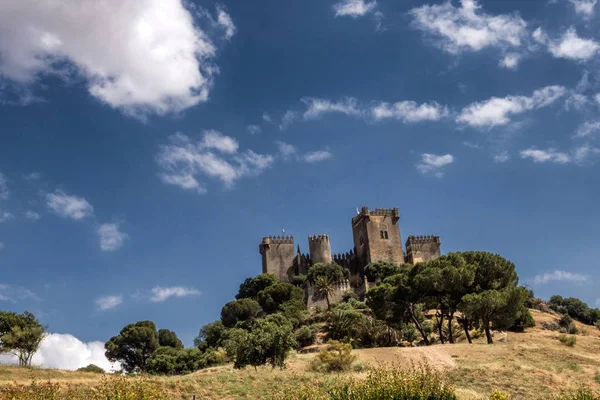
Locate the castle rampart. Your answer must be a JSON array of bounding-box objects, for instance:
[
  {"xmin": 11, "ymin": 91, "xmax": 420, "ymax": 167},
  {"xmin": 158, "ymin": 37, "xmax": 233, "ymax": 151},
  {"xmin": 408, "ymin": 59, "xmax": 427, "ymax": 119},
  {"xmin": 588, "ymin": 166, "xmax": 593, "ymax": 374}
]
[
  {"xmin": 406, "ymin": 235, "xmax": 441, "ymax": 264},
  {"xmin": 308, "ymin": 234, "xmax": 333, "ymax": 265}
]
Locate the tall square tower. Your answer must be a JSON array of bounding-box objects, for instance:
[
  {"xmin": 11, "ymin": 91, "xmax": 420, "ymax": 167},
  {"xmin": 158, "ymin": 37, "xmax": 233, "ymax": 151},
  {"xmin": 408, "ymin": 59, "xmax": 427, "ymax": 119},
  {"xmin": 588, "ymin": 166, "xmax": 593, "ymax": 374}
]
[{"xmin": 351, "ymin": 207, "xmax": 405, "ymax": 268}]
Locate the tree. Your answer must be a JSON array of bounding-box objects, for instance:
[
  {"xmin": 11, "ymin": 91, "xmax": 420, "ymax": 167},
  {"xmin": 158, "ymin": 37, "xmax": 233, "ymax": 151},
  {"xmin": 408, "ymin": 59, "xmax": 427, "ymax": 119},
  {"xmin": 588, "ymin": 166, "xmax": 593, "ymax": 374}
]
[
  {"xmin": 364, "ymin": 261, "xmax": 403, "ymax": 283},
  {"xmin": 257, "ymin": 282, "xmax": 304, "ymax": 314},
  {"xmin": 105, "ymin": 321, "xmax": 159, "ymax": 373},
  {"xmin": 236, "ymin": 273, "xmax": 279, "ymax": 300},
  {"xmin": 313, "ymin": 275, "xmax": 337, "ymax": 310},
  {"xmin": 327, "ymin": 309, "xmax": 365, "ymax": 341},
  {"xmin": 220, "ymin": 298, "xmax": 263, "ymax": 328},
  {"xmin": 158, "ymin": 329, "xmax": 183, "ymax": 349},
  {"xmin": 307, "ymin": 263, "xmax": 349, "ymax": 285},
  {"xmin": 226, "ymin": 316, "xmax": 296, "ymax": 370},
  {"xmin": 194, "ymin": 320, "xmax": 229, "ymax": 350},
  {"xmin": 461, "ymin": 251, "xmax": 518, "ymax": 292},
  {"xmin": 0, "ymin": 311, "xmax": 46, "ymax": 367},
  {"xmin": 77, "ymin": 364, "xmax": 105, "ymax": 373}
]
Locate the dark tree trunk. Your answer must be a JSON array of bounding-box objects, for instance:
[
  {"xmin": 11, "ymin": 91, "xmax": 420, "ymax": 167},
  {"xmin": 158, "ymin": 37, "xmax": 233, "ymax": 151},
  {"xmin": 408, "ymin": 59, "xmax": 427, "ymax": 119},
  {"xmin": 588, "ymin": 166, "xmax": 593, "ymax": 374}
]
[
  {"xmin": 447, "ymin": 314, "xmax": 455, "ymax": 344},
  {"xmin": 462, "ymin": 318, "xmax": 472, "ymax": 344},
  {"xmin": 437, "ymin": 312, "xmax": 445, "ymax": 344},
  {"xmin": 325, "ymin": 294, "xmax": 331, "ymax": 310},
  {"xmin": 409, "ymin": 307, "xmax": 430, "ymax": 346},
  {"xmin": 484, "ymin": 325, "xmax": 493, "ymax": 344}
]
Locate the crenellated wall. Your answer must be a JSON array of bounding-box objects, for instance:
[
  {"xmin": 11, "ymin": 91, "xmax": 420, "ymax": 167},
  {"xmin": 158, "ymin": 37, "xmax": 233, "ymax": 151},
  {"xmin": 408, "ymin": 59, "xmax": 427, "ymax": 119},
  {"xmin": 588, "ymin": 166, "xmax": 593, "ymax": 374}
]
[
  {"xmin": 305, "ymin": 279, "xmax": 353, "ymax": 310},
  {"xmin": 259, "ymin": 235, "xmax": 295, "ymax": 281},
  {"xmin": 308, "ymin": 234, "xmax": 333, "ymax": 265},
  {"xmin": 405, "ymin": 235, "xmax": 441, "ymax": 264}
]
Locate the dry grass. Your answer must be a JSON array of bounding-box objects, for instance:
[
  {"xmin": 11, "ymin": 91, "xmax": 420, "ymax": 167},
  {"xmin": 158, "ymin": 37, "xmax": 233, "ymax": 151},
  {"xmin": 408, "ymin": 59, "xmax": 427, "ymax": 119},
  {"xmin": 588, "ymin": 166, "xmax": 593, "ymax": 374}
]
[{"xmin": 0, "ymin": 310, "xmax": 599, "ymax": 399}]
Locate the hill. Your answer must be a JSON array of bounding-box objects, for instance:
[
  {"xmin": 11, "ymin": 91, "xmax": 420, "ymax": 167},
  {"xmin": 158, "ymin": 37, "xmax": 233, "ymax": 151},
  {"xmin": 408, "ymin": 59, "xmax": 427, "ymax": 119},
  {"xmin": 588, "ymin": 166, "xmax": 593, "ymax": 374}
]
[{"xmin": 0, "ymin": 309, "xmax": 599, "ymax": 399}]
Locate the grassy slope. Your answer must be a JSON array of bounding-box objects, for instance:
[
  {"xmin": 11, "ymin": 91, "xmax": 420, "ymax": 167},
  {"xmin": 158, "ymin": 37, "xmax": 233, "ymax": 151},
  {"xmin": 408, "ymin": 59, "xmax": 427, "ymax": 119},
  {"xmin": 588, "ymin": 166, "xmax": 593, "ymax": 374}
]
[{"xmin": 0, "ymin": 310, "xmax": 599, "ymax": 400}]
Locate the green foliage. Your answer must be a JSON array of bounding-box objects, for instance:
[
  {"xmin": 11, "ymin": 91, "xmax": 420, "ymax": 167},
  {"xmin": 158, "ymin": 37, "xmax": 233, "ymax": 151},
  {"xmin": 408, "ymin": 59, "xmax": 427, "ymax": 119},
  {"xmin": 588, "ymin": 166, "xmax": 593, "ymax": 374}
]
[
  {"xmin": 309, "ymin": 340, "xmax": 356, "ymax": 372},
  {"xmin": 0, "ymin": 311, "xmax": 45, "ymax": 367},
  {"xmin": 559, "ymin": 334, "xmax": 577, "ymax": 347},
  {"xmin": 105, "ymin": 321, "xmax": 159, "ymax": 373},
  {"xmin": 556, "ymin": 387, "xmax": 600, "ymax": 399},
  {"xmin": 489, "ymin": 390, "xmax": 511, "ymax": 400},
  {"xmin": 157, "ymin": 329, "xmax": 183, "ymax": 349},
  {"xmin": 291, "ymin": 274, "xmax": 307, "ymax": 287},
  {"xmin": 194, "ymin": 320, "xmax": 229, "ymax": 350},
  {"xmin": 461, "ymin": 251, "xmax": 518, "ymax": 292},
  {"xmin": 295, "ymin": 325, "xmax": 319, "ymax": 348},
  {"xmin": 560, "ymin": 314, "xmax": 574, "ymax": 328},
  {"xmin": 257, "ymin": 282, "xmax": 305, "ymax": 314},
  {"xmin": 307, "ymin": 263, "xmax": 349, "ymax": 284},
  {"xmin": 549, "ymin": 296, "xmax": 600, "ymax": 326},
  {"xmin": 351, "ymin": 360, "xmax": 368, "ymax": 372},
  {"xmin": 220, "ymin": 298, "xmax": 263, "ymax": 328},
  {"xmin": 226, "ymin": 316, "xmax": 296, "ymax": 370},
  {"xmin": 327, "ymin": 309, "xmax": 365, "ymax": 342},
  {"xmin": 509, "ymin": 308, "xmax": 536, "ymax": 332},
  {"xmin": 364, "ymin": 261, "xmax": 401, "ymax": 283},
  {"xmin": 76, "ymin": 364, "xmax": 105, "ymax": 373},
  {"xmin": 236, "ymin": 273, "xmax": 279, "ymax": 300}
]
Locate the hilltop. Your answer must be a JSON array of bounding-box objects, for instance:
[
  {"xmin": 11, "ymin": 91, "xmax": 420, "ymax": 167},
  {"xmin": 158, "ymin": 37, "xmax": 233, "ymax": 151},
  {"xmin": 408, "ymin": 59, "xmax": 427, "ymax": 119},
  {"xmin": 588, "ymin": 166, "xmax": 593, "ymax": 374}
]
[{"xmin": 0, "ymin": 309, "xmax": 599, "ymax": 400}]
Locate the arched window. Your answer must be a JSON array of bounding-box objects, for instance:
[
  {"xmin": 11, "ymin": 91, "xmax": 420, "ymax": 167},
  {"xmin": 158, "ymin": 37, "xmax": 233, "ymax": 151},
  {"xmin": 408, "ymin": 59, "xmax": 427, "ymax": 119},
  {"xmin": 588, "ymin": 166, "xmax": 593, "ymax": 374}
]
[
  {"xmin": 359, "ymin": 236, "xmax": 364, "ymax": 245},
  {"xmin": 384, "ymin": 231, "xmax": 389, "ymax": 239}
]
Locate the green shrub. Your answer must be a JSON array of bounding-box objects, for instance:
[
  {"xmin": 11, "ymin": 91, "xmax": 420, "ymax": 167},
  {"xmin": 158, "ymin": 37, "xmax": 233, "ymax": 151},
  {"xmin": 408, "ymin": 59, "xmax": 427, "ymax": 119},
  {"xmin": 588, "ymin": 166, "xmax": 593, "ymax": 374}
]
[
  {"xmin": 559, "ymin": 314, "xmax": 573, "ymax": 328},
  {"xmin": 490, "ymin": 390, "xmax": 511, "ymax": 399},
  {"xmin": 509, "ymin": 308, "xmax": 536, "ymax": 332},
  {"xmin": 556, "ymin": 387, "xmax": 600, "ymax": 399},
  {"xmin": 295, "ymin": 325, "xmax": 318, "ymax": 348},
  {"xmin": 594, "ymin": 371, "xmax": 600, "ymax": 384},
  {"xmin": 559, "ymin": 334, "xmax": 577, "ymax": 347},
  {"xmin": 351, "ymin": 361, "xmax": 368, "ymax": 372},
  {"xmin": 310, "ymin": 340, "xmax": 357, "ymax": 373},
  {"xmin": 76, "ymin": 364, "xmax": 105, "ymax": 373}
]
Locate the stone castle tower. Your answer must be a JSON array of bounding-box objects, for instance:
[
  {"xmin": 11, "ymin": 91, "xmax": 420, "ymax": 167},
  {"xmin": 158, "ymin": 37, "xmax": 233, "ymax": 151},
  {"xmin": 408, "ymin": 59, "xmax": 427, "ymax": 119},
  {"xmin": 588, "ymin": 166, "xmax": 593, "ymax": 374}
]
[{"xmin": 259, "ymin": 206, "xmax": 441, "ymax": 287}]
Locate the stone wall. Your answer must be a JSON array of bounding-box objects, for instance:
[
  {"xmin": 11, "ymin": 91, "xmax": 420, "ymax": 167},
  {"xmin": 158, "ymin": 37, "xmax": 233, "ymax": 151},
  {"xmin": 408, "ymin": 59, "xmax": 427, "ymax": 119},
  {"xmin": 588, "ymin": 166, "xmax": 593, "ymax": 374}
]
[
  {"xmin": 306, "ymin": 279, "xmax": 354, "ymax": 310},
  {"xmin": 405, "ymin": 235, "xmax": 441, "ymax": 264},
  {"xmin": 259, "ymin": 236, "xmax": 295, "ymax": 282},
  {"xmin": 352, "ymin": 207, "xmax": 405, "ymax": 266}
]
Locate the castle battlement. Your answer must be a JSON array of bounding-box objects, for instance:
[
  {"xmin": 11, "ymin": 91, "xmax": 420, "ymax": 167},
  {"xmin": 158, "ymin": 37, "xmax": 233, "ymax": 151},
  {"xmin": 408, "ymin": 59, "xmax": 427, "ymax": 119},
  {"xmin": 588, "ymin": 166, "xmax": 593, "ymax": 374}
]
[
  {"xmin": 308, "ymin": 234, "xmax": 329, "ymax": 243},
  {"xmin": 406, "ymin": 235, "xmax": 440, "ymax": 244},
  {"xmin": 306, "ymin": 279, "xmax": 351, "ymax": 290},
  {"xmin": 261, "ymin": 235, "xmax": 294, "ymax": 245},
  {"xmin": 352, "ymin": 206, "xmax": 400, "ymax": 225}
]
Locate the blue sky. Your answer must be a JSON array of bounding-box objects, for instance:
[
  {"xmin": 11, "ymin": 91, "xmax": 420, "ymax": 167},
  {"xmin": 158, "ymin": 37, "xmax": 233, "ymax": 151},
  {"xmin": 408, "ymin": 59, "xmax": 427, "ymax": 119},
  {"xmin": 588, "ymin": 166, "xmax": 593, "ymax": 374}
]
[{"xmin": 1, "ymin": 0, "xmax": 600, "ymax": 368}]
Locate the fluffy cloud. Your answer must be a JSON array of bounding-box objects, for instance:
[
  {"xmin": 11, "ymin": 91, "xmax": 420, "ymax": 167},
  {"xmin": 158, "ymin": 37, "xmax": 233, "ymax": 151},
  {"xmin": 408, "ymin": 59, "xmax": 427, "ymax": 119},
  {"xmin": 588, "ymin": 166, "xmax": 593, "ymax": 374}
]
[
  {"xmin": 494, "ymin": 151, "xmax": 510, "ymax": 163},
  {"xmin": 262, "ymin": 113, "xmax": 273, "ymax": 123},
  {"xmin": 150, "ymin": 286, "xmax": 200, "ymax": 302},
  {"xmin": 520, "ymin": 145, "xmax": 599, "ymax": 164},
  {"xmin": 279, "ymin": 111, "xmax": 299, "ymax": 131},
  {"xmin": 499, "ymin": 53, "xmax": 521, "ymax": 70},
  {"xmin": 247, "ymin": 125, "xmax": 262, "ymax": 135},
  {"xmin": 410, "ymin": 0, "xmax": 527, "ymax": 61},
  {"xmin": 276, "ymin": 141, "xmax": 297, "ymax": 159},
  {"xmin": 97, "ymin": 223, "xmax": 128, "ymax": 252},
  {"xmin": 46, "ymin": 190, "xmax": 94, "ymax": 220},
  {"xmin": 457, "ymin": 85, "xmax": 566, "ymax": 127},
  {"xmin": 0, "ymin": 284, "xmax": 40, "ymax": 302},
  {"xmin": 333, "ymin": 0, "xmax": 378, "ymax": 17},
  {"xmin": 0, "ymin": 333, "xmax": 120, "ymax": 371},
  {"xmin": 416, "ymin": 153, "xmax": 454, "ymax": 177},
  {"xmin": 302, "ymin": 97, "xmax": 362, "ymax": 119},
  {"xmin": 533, "ymin": 270, "xmax": 587, "ymax": 285},
  {"xmin": 0, "ymin": 212, "xmax": 14, "ymax": 223},
  {"xmin": 576, "ymin": 121, "xmax": 600, "ymax": 137},
  {"xmin": 304, "ymin": 151, "xmax": 333, "ymax": 163},
  {"xmin": 216, "ymin": 6, "xmax": 236, "ymax": 40},
  {"xmin": 536, "ymin": 27, "xmax": 600, "ymax": 61},
  {"xmin": 95, "ymin": 295, "xmax": 123, "ymax": 311},
  {"xmin": 24, "ymin": 211, "xmax": 41, "ymax": 221},
  {"xmin": 0, "ymin": 173, "xmax": 8, "ymax": 200},
  {"xmin": 0, "ymin": 0, "xmax": 221, "ymax": 117},
  {"xmin": 568, "ymin": 0, "xmax": 597, "ymax": 18},
  {"xmin": 371, "ymin": 101, "xmax": 449, "ymax": 123},
  {"xmin": 157, "ymin": 131, "xmax": 273, "ymax": 193}
]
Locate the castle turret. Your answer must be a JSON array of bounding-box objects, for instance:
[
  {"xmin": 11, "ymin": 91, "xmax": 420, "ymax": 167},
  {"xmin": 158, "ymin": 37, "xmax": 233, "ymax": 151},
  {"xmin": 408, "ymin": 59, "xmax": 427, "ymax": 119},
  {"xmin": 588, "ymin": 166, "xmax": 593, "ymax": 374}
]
[
  {"xmin": 405, "ymin": 235, "xmax": 441, "ymax": 264},
  {"xmin": 259, "ymin": 235, "xmax": 295, "ymax": 281},
  {"xmin": 351, "ymin": 207, "xmax": 405, "ymax": 267},
  {"xmin": 308, "ymin": 234, "xmax": 332, "ymax": 265}
]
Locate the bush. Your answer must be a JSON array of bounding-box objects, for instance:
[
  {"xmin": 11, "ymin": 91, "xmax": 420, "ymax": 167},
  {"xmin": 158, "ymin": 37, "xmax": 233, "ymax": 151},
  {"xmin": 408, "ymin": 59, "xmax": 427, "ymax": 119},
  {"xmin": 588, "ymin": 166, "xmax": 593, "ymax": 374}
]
[
  {"xmin": 277, "ymin": 363, "xmax": 457, "ymax": 399},
  {"xmin": 351, "ymin": 361, "xmax": 368, "ymax": 372},
  {"xmin": 310, "ymin": 340, "xmax": 357, "ymax": 372},
  {"xmin": 490, "ymin": 390, "xmax": 511, "ymax": 400},
  {"xmin": 295, "ymin": 325, "xmax": 318, "ymax": 348},
  {"xmin": 556, "ymin": 387, "xmax": 600, "ymax": 399},
  {"xmin": 509, "ymin": 309, "xmax": 536, "ymax": 332},
  {"xmin": 76, "ymin": 364, "xmax": 105, "ymax": 373},
  {"xmin": 559, "ymin": 314, "xmax": 573, "ymax": 328},
  {"xmin": 559, "ymin": 334, "xmax": 577, "ymax": 347}
]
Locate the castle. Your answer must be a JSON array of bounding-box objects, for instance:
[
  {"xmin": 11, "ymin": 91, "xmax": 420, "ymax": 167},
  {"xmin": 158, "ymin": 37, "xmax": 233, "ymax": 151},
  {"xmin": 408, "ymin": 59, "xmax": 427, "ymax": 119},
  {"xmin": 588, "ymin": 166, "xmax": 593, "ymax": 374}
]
[{"xmin": 259, "ymin": 207, "xmax": 442, "ymax": 307}]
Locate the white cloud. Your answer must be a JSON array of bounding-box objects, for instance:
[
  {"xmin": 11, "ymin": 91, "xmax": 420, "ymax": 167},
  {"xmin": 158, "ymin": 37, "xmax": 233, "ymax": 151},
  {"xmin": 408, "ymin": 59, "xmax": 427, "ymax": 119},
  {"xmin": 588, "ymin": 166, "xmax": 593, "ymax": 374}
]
[
  {"xmin": 279, "ymin": 110, "xmax": 299, "ymax": 131},
  {"xmin": 499, "ymin": 53, "xmax": 521, "ymax": 70},
  {"xmin": 216, "ymin": 6, "xmax": 236, "ymax": 40},
  {"xmin": 0, "ymin": 284, "xmax": 41, "ymax": 302},
  {"xmin": 150, "ymin": 286, "xmax": 200, "ymax": 302},
  {"xmin": 97, "ymin": 223, "xmax": 128, "ymax": 252},
  {"xmin": 543, "ymin": 28, "xmax": 600, "ymax": 61},
  {"xmin": 304, "ymin": 151, "xmax": 333, "ymax": 163},
  {"xmin": 302, "ymin": 97, "xmax": 362, "ymax": 119},
  {"xmin": 24, "ymin": 211, "xmax": 41, "ymax": 221},
  {"xmin": 463, "ymin": 141, "xmax": 481, "ymax": 149},
  {"xmin": 494, "ymin": 151, "xmax": 510, "ymax": 163},
  {"xmin": 0, "ymin": 0, "xmax": 220, "ymax": 117},
  {"xmin": 0, "ymin": 212, "xmax": 14, "ymax": 223},
  {"xmin": 247, "ymin": 125, "xmax": 262, "ymax": 135},
  {"xmin": 157, "ymin": 132, "xmax": 273, "ymax": 192},
  {"xmin": 565, "ymin": 93, "xmax": 589, "ymax": 111},
  {"xmin": 371, "ymin": 101, "xmax": 449, "ymax": 123},
  {"xmin": 520, "ymin": 145, "xmax": 599, "ymax": 164},
  {"xmin": 0, "ymin": 173, "xmax": 8, "ymax": 200},
  {"xmin": 568, "ymin": 0, "xmax": 597, "ymax": 18},
  {"xmin": 262, "ymin": 113, "xmax": 273, "ymax": 123},
  {"xmin": 457, "ymin": 85, "xmax": 567, "ymax": 128},
  {"xmin": 416, "ymin": 153, "xmax": 454, "ymax": 177},
  {"xmin": 410, "ymin": 0, "xmax": 527, "ymax": 59},
  {"xmin": 276, "ymin": 141, "xmax": 297, "ymax": 159},
  {"xmin": 333, "ymin": 0, "xmax": 378, "ymax": 17},
  {"xmin": 95, "ymin": 295, "xmax": 123, "ymax": 311},
  {"xmin": 46, "ymin": 190, "xmax": 94, "ymax": 220},
  {"xmin": 0, "ymin": 333, "xmax": 120, "ymax": 372},
  {"xmin": 576, "ymin": 121, "xmax": 600, "ymax": 137},
  {"xmin": 533, "ymin": 270, "xmax": 587, "ymax": 285}
]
